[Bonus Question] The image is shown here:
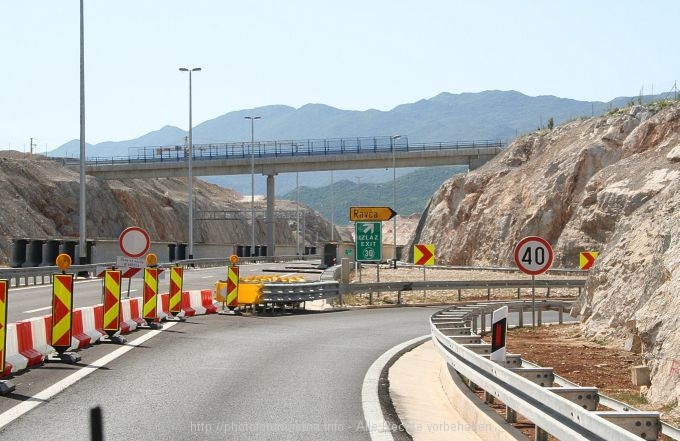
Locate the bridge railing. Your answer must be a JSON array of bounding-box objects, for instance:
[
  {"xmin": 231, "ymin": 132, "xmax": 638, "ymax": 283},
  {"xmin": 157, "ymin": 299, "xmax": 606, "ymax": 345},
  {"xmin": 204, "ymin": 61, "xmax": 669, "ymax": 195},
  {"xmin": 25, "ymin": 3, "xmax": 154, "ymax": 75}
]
[{"xmin": 61, "ymin": 136, "xmax": 505, "ymax": 166}]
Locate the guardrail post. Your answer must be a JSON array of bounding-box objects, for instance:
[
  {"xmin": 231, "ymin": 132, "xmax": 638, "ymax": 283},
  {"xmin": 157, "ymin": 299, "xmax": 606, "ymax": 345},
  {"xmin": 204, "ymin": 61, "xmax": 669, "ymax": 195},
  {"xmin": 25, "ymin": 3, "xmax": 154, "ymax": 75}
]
[
  {"xmin": 538, "ymin": 309, "xmax": 543, "ymax": 326},
  {"xmin": 480, "ymin": 314, "xmax": 486, "ymax": 336},
  {"xmin": 457, "ymin": 288, "xmax": 462, "ymax": 301},
  {"xmin": 546, "ymin": 287, "xmax": 551, "ymax": 298},
  {"xmin": 487, "ymin": 287, "xmax": 491, "ymax": 300},
  {"xmin": 535, "ymin": 427, "xmax": 549, "ymax": 441},
  {"xmin": 472, "ymin": 316, "xmax": 478, "ymax": 334},
  {"xmin": 505, "ymin": 406, "xmax": 517, "ymax": 423},
  {"xmin": 558, "ymin": 306, "xmax": 563, "ymax": 324},
  {"xmin": 484, "ymin": 391, "xmax": 494, "ymax": 404},
  {"xmin": 518, "ymin": 306, "xmax": 524, "ymax": 328},
  {"xmin": 517, "ymin": 287, "xmax": 521, "ymax": 299}
]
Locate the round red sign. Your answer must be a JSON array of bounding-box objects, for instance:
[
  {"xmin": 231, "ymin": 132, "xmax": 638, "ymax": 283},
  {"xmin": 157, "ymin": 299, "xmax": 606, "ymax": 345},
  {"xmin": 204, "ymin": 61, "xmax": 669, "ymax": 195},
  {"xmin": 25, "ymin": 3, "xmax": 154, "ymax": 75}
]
[
  {"xmin": 514, "ymin": 236, "xmax": 554, "ymax": 275},
  {"xmin": 118, "ymin": 226, "xmax": 151, "ymax": 258}
]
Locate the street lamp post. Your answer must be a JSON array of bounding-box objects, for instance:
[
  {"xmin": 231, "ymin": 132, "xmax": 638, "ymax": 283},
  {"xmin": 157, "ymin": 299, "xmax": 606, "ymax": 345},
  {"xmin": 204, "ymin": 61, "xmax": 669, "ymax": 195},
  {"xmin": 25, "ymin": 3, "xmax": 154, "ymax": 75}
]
[
  {"xmin": 392, "ymin": 135, "xmax": 401, "ymax": 269},
  {"xmin": 245, "ymin": 116, "xmax": 261, "ymax": 257},
  {"xmin": 179, "ymin": 67, "xmax": 201, "ymax": 259},
  {"xmin": 296, "ymin": 172, "xmax": 300, "ymax": 256}
]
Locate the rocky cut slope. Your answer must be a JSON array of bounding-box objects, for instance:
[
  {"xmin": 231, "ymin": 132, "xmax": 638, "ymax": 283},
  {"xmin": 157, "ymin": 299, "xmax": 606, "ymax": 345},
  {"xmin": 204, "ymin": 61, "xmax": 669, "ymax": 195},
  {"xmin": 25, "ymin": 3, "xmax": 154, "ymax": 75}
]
[
  {"xmin": 408, "ymin": 101, "xmax": 680, "ymax": 409},
  {"xmin": 0, "ymin": 152, "xmax": 335, "ymax": 264}
]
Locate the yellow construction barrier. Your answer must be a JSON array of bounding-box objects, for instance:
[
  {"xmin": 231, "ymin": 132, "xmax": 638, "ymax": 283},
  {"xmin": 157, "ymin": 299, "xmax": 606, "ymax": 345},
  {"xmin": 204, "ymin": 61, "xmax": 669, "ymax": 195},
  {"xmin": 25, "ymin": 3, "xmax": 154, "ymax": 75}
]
[
  {"xmin": 238, "ymin": 283, "xmax": 263, "ymax": 305},
  {"xmin": 214, "ymin": 281, "xmax": 227, "ymax": 303}
]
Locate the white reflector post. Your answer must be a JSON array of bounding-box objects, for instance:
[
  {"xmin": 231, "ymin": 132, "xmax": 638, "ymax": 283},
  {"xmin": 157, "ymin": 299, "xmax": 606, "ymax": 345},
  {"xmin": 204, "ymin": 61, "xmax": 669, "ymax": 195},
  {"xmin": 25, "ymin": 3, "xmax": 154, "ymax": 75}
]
[{"xmin": 490, "ymin": 306, "xmax": 508, "ymax": 362}]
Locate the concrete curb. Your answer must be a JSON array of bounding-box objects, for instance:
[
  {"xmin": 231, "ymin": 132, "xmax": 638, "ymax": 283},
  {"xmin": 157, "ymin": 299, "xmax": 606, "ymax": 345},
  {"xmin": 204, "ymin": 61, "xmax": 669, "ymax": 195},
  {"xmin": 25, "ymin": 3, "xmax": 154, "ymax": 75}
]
[
  {"xmin": 437, "ymin": 356, "xmax": 525, "ymax": 440},
  {"xmin": 362, "ymin": 335, "xmax": 430, "ymax": 441}
]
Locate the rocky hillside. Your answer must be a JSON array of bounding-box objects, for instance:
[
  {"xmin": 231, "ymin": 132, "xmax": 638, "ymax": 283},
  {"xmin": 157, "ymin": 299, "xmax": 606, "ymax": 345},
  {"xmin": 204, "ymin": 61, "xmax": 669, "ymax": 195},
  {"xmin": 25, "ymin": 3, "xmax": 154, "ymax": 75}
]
[
  {"xmin": 408, "ymin": 101, "xmax": 680, "ymax": 409},
  {"xmin": 0, "ymin": 152, "xmax": 336, "ymax": 263}
]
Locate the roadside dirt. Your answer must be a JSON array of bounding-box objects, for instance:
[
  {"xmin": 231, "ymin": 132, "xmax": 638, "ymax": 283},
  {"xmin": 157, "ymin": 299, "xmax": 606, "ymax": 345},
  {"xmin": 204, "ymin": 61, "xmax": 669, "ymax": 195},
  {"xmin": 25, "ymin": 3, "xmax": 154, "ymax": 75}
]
[
  {"xmin": 479, "ymin": 324, "xmax": 677, "ymax": 440},
  {"xmin": 504, "ymin": 324, "xmax": 642, "ymax": 399}
]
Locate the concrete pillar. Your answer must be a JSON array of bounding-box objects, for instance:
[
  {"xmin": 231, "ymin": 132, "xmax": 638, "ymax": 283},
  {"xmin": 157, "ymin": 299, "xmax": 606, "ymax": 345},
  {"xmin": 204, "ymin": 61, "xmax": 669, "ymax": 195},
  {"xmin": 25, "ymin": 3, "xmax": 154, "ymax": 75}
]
[
  {"xmin": 168, "ymin": 243, "xmax": 177, "ymax": 262},
  {"xmin": 266, "ymin": 174, "xmax": 276, "ymax": 256},
  {"xmin": 41, "ymin": 239, "xmax": 61, "ymax": 266},
  {"xmin": 25, "ymin": 239, "xmax": 46, "ymax": 267},
  {"xmin": 10, "ymin": 238, "xmax": 28, "ymax": 268},
  {"xmin": 59, "ymin": 240, "xmax": 77, "ymax": 263}
]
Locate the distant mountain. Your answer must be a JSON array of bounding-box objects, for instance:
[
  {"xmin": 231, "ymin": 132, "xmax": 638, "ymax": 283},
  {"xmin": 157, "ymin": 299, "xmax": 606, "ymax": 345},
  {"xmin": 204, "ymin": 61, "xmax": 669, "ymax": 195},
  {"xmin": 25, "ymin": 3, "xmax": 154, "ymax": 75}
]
[
  {"xmin": 48, "ymin": 89, "xmax": 668, "ymax": 195},
  {"xmin": 281, "ymin": 165, "xmax": 468, "ymax": 225}
]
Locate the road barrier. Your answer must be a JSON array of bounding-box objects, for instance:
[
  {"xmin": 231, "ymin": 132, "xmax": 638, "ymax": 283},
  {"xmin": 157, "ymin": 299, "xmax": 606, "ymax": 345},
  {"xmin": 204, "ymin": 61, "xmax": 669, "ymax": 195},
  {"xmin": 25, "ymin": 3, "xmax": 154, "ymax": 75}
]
[
  {"xmin": 430, "ymin": 302, "xmax": 667, "ymax": 440},
  {"xmin": 0, "ymin": 255, "xmax": 320, "ymax": 287}
]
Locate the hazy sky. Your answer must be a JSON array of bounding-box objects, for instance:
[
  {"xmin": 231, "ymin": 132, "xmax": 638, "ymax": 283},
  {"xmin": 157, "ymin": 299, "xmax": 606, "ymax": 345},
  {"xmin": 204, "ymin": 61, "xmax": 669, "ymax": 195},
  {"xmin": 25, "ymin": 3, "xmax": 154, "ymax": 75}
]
[{"xmin": 2, "ymin": 0, "xmax": 678, "ymax": 153}]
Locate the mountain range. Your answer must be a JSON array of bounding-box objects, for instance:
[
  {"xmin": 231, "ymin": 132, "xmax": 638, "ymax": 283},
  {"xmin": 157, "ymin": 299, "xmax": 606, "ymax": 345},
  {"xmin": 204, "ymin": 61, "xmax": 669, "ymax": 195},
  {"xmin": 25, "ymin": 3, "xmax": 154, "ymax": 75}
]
[{"xmin": 49, "ymin": 89, "xmax": 664, "ymax": 196}]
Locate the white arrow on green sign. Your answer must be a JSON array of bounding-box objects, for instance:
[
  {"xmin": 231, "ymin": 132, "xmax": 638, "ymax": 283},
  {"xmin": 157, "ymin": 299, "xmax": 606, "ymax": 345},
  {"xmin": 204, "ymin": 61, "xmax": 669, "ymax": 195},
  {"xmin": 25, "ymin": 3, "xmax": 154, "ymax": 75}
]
[{"xmin": 355, "ymin": 221, "xmax": 382, "ymax": 262}]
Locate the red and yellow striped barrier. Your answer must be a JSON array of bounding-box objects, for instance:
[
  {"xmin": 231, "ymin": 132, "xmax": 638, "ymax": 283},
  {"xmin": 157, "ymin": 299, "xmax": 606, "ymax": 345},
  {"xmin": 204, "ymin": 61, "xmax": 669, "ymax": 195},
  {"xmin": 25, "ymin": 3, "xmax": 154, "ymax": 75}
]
[
  {"xmin": 227, "ymin": 266, "xmax": 239, "ymax": 309},
  {"xmin": 142, "ymin": 267, "xmax": 159, "ymax": 326},
  {"xmin": 103, "ymin": 270, "xmax": 122, "ymax": 337},
  {"xmin": 169, "ymin": 266, "xmax": 183, "ymax": 317},
  {"xmin": 51, "ymin": 273, "xmax": 74, "ymax": 353},
  {"xmin": 0, "ymin": 280, "xmax": 8, "ymax": 378}
]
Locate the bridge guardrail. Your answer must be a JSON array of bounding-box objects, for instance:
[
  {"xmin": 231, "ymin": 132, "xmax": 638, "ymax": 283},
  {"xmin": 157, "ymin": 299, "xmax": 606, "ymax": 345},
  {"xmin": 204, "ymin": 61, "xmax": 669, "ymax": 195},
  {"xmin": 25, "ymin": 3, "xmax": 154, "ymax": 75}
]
[
  {"xmin": 56, "ymin": 137, "xmax": 505, "ymax": 166},
  {"xmin": 431, "ymin": 303, "xmax": 666, "ymax": 440}
]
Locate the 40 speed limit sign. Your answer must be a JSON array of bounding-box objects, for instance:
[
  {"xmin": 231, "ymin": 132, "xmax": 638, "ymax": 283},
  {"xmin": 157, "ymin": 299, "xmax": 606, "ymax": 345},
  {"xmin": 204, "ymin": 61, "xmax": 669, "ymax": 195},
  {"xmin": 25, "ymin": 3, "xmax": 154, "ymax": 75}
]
[{"xmin": 514, "ymin": 236, "xmax": 554, "ymax": 275}]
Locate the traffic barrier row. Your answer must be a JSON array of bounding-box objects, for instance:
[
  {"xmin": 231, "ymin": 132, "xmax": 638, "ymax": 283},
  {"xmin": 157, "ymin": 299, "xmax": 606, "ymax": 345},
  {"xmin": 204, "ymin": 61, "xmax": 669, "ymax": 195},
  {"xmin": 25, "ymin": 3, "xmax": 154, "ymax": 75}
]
[{"xmin": 2, "ymin": 290, "xmax": 217, "ymax": 375}]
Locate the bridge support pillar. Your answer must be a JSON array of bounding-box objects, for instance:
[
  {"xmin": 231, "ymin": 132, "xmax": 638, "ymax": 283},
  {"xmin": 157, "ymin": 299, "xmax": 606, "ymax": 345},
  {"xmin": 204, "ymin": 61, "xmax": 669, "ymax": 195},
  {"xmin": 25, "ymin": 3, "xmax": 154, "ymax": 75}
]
[{"xmin": 266, "ymin": 174, "xmax": 276, "ymax": 257}]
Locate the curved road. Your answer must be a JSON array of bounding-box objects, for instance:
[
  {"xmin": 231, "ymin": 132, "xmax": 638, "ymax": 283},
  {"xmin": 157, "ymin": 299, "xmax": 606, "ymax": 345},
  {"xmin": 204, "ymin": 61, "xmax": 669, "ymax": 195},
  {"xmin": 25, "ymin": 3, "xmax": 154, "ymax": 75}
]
[{"xmin": 0, "ymin": 304, "xmax": 439, "ymax": 440}]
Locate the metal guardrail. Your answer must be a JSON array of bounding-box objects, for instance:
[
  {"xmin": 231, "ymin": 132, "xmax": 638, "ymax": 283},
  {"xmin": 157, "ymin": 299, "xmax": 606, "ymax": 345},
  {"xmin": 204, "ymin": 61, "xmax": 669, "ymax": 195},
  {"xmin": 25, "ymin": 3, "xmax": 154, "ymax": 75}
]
[
  {"xmin": 0, "ymin": 255, "xmax": 319, "ymax": 287},
  {"xmin": 521, "ymin": 359, "xmax": 680, "ymax": 440},
  {"xmin": 348, "ymin": 279, "xmax": 586, "ymax": 293},
  {"xmin": 262, "ymin": 281, "xmax": 339, "ymax": 304},
  {"xmin": 431, "ymin": 303, "xmax": 666, "ymax": 440}
]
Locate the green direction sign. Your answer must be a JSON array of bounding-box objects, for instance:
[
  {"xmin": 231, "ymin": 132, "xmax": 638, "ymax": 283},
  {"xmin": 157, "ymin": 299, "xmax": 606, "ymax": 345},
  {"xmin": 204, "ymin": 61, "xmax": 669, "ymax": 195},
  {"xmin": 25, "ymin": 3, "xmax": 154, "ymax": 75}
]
[{"xmin": 355, "ymin": 221, "xmax": 382, "ymax": 262}]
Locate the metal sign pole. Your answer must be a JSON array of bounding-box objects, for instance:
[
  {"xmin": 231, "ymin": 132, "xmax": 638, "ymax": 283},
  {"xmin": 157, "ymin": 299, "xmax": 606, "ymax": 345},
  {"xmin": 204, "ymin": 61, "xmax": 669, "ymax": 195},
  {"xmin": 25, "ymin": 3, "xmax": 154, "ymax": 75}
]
[{"xmin": 532, "ymin": 274, "xmax": 536, "ymax": 328}]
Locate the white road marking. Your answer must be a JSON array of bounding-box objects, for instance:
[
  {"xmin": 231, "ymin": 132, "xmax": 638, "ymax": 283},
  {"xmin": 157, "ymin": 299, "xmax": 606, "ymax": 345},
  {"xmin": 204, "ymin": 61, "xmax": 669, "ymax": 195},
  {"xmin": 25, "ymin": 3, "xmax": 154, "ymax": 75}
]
[
  {"xmin": 0, "ymin": 322, "xmax": 177, "ymax": 430},
  {"xmin": 22, "ymin": 306, "xmax": 51, "ymax": 314}
]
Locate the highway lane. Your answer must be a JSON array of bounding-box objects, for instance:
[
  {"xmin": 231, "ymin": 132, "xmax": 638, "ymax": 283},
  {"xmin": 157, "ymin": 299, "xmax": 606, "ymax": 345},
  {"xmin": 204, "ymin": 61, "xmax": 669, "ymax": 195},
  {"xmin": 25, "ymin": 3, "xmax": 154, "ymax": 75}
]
[
  {"xmin": 0, "ymin": 306, "xmax": 440, "ymax": 440},
  {"xmin": 5, "ymin": 262, "xmax": 312, "ymax": 323}
]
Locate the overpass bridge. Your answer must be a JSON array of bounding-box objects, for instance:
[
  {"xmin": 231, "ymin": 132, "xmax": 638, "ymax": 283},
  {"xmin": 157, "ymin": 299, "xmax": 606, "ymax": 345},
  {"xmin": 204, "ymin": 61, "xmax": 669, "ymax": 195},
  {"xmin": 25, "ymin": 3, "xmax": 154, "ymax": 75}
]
[{"xmin": 66, "ymin": 136, "xmax": 505, "ymax": 257}]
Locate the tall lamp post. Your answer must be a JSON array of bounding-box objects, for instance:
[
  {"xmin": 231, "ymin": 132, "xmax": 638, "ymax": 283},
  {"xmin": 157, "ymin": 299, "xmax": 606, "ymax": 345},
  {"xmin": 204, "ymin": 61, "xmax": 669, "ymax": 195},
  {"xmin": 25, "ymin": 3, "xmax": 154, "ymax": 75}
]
[
  {"xmin": 179, "ymin": 67, "xmax": 201, "ymax": 259},
  {"xmin": 391, "ymin": 135, "xmax": 401, "ymax": 268},
  {"xmin": 245, "ymin": 116, "xmax": 261, "ymax": 257},
  {"xmin": 78, "ymin": 0, "xmax": 87, "ymax": 265}
]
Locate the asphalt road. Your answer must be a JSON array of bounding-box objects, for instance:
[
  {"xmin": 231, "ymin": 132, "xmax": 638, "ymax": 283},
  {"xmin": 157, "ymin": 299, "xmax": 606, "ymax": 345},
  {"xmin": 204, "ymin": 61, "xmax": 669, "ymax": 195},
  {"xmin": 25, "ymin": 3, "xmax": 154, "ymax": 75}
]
[{"xmin": 0, "ymin": 305, "xmax": 440, "ymax": 441}]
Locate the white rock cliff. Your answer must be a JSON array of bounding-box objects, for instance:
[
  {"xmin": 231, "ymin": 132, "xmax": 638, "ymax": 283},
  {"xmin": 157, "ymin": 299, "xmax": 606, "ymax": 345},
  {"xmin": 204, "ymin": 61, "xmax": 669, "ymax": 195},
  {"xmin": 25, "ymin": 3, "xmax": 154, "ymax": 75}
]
[{"xmin": 409, "ymin": 101, "xmax": 680, "ymax": 408}]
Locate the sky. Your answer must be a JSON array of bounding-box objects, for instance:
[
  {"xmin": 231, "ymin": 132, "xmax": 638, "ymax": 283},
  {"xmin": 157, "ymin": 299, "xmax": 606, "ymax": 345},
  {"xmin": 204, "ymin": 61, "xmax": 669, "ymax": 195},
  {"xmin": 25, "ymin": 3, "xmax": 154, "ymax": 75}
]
[{"xmin": 2, "ymin": 0, "xmax": 679, "ymax": 153}]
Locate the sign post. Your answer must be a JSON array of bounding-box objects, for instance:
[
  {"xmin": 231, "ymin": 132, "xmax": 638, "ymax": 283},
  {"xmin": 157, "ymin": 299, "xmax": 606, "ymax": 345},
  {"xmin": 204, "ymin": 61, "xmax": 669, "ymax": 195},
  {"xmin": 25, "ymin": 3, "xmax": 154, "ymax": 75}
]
[
  {"xmin": 514, "ymin": 236, "xmax": 554, "ymax": 327},
  {"xmin": 414, "ymin": 244, "xmax": 435, "ymax": 297}
]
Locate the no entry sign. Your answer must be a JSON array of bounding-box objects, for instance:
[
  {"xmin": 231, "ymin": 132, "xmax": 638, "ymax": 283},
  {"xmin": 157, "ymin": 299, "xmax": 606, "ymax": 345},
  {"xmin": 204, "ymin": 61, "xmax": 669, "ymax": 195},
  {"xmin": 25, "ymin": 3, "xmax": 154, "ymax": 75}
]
[
  {"xmin": 514, "ymin": 236, "xmax": 553, "ymax": 275},
  {"xmin": 119, "ymin": 226, "xmax": 151, "ymax": 258}
]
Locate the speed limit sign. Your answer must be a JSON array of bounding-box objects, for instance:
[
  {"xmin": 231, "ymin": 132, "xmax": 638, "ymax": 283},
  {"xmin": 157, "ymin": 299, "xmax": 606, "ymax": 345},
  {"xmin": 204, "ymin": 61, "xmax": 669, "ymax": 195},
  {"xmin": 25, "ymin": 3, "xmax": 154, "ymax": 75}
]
[{"xmin": 514, "ymin": 236, "xmax": 553, "ymax": 275}]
